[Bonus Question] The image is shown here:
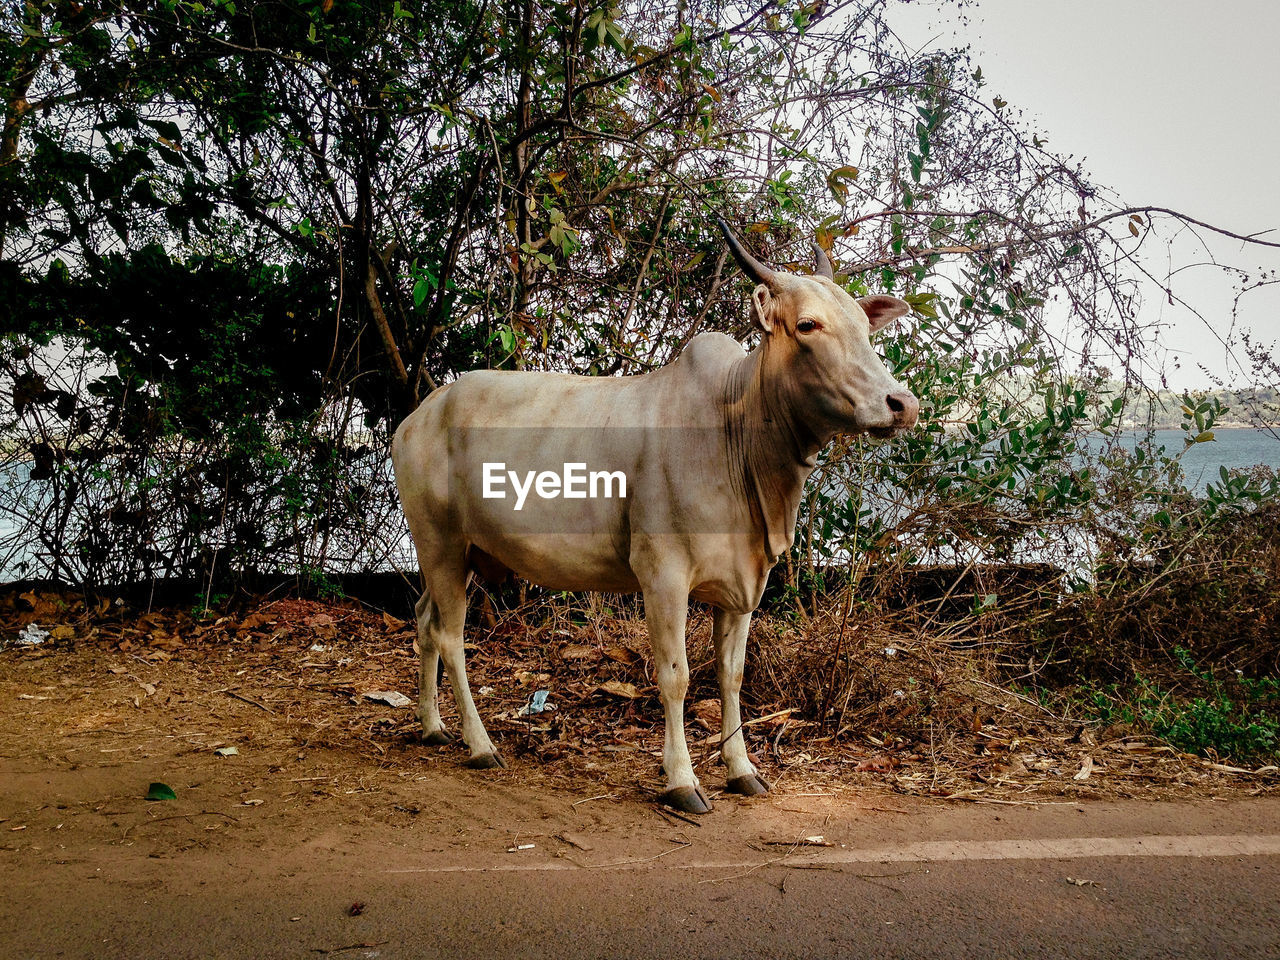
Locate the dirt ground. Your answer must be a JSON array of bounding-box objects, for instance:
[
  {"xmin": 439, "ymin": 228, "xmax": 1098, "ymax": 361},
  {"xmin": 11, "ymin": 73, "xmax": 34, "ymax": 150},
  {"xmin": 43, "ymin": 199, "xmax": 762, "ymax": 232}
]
[
  {"xmin": 4, "ymin": 590, "xmax": 1280, "ymax": 957},
  {"xmin": 3, "ymin": 587, "xmax": 1279, "ymax": 846},
  {"xmin": 3, "ymin": 588, "xmax": 1276, "ymax": 821}
]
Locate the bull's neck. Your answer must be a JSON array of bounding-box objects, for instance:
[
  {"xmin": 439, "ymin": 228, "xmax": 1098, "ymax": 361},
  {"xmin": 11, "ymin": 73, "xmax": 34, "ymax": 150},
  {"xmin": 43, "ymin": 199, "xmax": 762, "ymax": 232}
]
[{"xmin": 722, "ymin": 342, "xmax": 825, "ymax": 562}]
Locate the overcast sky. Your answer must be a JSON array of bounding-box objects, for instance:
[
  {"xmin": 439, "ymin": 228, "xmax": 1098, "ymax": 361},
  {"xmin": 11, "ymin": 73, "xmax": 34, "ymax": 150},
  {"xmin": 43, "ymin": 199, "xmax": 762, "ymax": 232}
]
[{"xmin": 892, "ymin": 0, "xmax": 1280, "ymax": 388}]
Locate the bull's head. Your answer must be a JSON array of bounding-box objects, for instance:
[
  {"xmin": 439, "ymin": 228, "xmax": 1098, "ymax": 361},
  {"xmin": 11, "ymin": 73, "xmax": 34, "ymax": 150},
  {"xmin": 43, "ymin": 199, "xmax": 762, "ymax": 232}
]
[{"xmin": 719, "ymin": 218, "xmax": 919, "ymax": 439}]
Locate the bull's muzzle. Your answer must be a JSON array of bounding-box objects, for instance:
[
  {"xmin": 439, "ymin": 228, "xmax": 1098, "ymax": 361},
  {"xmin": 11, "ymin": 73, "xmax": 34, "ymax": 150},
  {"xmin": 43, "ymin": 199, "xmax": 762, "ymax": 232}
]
[{"xmin": 885, "ymin": 390, "xmax": 920, "ymax": 432}]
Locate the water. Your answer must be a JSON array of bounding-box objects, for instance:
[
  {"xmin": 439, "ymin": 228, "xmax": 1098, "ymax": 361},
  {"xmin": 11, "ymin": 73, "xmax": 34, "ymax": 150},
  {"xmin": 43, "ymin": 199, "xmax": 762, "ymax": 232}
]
[{"xmin": 1086, "ymin": 428, "xmax": 1280, "ymax": 492}]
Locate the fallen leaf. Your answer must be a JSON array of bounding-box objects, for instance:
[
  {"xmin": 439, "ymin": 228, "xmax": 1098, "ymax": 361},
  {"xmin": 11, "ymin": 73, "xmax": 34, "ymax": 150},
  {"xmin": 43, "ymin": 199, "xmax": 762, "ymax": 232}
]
[
  {"xmin": 689, "ymin": 699, "xmax": 722, "ymax": 724},
  {"xmin": 1204, "ymin": 761, "xmax": 1263, "ymax": 775},
  {"xmin": 237, "ymin": 611, "xmax": 275, "ymax": 632},
  {"xmin": 214, "ymin": 746, "xmax": 239, "ymax": 757},
  {"xmin": 559, "ymin": 643, "xmax": 597, "ymax": 661},
  {"xmin": 854, "ymin": 755, "xmax": 895, "ymax": 773},
  {"xmin": 556, "ymin": 833, "xmax": 594, "ymax": 851},
  {"xmin": 603, "ymin": 646, "xmax": 641, "ymax": 666},
  {"xmin": 1074, "ymin": 756, "xmax": 1094, "ymax": 781},
  {"xmin": 243, "ymin": 798, "xmax": 265, "ymax": 806},
  {"xmin": 596, "ymin": 680, "xmax": 640, "ymax": 699},
  {"xmin": 514, "ymin": 670, "xmax": 551, "ymax": 685}
]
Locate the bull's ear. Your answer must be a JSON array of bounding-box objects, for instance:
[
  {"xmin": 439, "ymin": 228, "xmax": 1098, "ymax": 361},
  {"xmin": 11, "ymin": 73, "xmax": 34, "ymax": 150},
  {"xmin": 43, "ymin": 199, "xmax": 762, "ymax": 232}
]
[
  {"xmin": 858, "ymin": 295, "xmax": 910, "ymax": 333},
  {"xmin": 751, "ymin": 283, "xmax": 777, "ymax": 334}
]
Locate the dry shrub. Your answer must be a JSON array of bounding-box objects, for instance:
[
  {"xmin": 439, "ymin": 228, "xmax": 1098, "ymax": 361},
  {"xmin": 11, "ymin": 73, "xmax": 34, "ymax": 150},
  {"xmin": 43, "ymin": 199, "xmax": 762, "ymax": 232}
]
[
  {"xmin": 742, "ymin": 601, "xmax": 1006, "ymax": 750},
  {"xmin": 1048, "ymin": 500, "xmax": 1280, "ymax": 681}
]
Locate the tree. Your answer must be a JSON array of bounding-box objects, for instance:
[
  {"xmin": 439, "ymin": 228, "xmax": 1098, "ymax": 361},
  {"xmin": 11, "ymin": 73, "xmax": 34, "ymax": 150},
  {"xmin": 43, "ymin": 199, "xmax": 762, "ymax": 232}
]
[{"xmin": 2, "ymin": 0, "xmax": 1277, "ymax": 587}]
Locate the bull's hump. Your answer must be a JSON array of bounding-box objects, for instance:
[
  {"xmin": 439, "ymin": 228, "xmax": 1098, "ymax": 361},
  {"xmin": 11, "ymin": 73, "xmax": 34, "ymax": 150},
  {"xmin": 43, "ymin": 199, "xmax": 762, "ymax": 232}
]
[
  {"xmin": 442, "ymin": 366, "xmax": 638, "ymax": 429},
  {"xmin": 675, "ymin": 331, "xmax": 747, "ymax": 371}
]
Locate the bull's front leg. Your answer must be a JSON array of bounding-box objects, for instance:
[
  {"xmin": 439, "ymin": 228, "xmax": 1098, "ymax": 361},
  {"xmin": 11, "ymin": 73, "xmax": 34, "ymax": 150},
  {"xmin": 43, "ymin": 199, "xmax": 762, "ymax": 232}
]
[
  {"xmin": 712, "ymin": 607, "xmax": 770, "ymax": 796},
  {"xmin": 642, "ymin": 582, "xmax": 712, "ymax": 815}
]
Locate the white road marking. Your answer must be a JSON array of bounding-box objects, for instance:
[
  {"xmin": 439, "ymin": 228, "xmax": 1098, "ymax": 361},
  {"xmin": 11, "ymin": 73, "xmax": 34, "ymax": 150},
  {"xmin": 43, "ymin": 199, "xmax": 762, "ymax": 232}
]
[{"xmin": 386, "ymin": 834, "xmax": 1280, "ymax": 874}]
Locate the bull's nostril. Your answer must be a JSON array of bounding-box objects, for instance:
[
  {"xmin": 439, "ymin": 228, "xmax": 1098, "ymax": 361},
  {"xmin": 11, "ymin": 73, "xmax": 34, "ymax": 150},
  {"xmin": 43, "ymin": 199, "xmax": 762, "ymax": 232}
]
[{"xmin": 886, "ymin": 394, "xmax": 905, "ymax": 413}]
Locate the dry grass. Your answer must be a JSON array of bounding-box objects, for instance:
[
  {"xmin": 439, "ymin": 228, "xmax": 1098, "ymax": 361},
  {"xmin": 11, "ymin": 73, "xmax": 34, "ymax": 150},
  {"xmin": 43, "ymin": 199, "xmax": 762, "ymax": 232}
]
[{"xmin": 3, "ymin": 583, "xmax": 1277, "ymax": 807}]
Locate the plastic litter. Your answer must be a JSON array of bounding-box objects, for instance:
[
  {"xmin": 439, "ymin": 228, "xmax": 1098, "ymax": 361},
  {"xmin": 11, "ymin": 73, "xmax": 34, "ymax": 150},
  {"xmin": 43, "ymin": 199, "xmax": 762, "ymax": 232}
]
[
  {"xmin": 16, "ymin": 624, "xmax": 49, "ymax": 645},
  {"xmin": 518, "ymin": 689, "xmax": 553, "ymax": 716},
  {"xmin": 365, "ymin": 690, "xmax": 412, "ymax": 708},
  {"xmin": 146, "ymin": 782, "xmax": 176, "ymax": 801}
]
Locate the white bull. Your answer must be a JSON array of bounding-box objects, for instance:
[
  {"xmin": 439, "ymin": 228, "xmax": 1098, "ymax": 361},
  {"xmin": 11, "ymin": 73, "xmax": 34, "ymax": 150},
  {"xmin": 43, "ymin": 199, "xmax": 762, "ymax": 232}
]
[{"xmin": 392, "ymin": 222, "xmax": 919, "ymax": 813}]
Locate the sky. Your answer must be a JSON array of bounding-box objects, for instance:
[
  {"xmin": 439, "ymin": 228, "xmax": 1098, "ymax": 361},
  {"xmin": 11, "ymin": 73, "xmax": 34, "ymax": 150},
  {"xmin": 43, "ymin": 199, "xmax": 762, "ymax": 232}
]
[{"xmin": 891, "ymin": 0, "xmax": 1280, "ymax": 389}]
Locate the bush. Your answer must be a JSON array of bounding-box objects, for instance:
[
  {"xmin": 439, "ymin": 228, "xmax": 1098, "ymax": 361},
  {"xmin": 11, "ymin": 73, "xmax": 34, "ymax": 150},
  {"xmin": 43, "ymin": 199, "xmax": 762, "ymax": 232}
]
[{"xmin": 1064, "ymin": 648, "xmax": 1279, "ymax": 763}]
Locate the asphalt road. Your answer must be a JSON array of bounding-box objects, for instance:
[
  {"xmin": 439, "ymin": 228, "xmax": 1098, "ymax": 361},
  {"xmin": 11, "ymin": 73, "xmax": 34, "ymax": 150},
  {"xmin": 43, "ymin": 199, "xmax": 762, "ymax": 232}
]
[{"xmin": 7, "ymin": 794, "xmax": 1279, "ymax": 959}]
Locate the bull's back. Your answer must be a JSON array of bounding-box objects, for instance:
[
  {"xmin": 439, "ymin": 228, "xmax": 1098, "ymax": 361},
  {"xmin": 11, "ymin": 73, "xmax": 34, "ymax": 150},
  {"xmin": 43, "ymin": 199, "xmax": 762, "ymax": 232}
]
[
  {"xmin": 393, "ymin": 369, "xmax": 654, "ymax": 589},
  {"xmin": 392, "ymin": 340, "xmax": 746, "ymax": 591}
]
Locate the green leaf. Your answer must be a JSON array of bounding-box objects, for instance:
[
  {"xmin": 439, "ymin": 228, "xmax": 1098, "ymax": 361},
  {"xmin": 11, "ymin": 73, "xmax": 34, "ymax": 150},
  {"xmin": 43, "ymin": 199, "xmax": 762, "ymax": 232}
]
[
  {"xmin": 908, "ymin": 151, "xmax": 924, "ymax": 183},
  {"xmin": 146, "ymin": 782, "xmax": 176, "ymax": 801},
  {"xmin": 605, "ymin": 22, "xmax": 627, "ymax": 54},
  {"xmin": 903, "ymin": 291, "xmax": 938, "ymax": 319},
  {"xmin": 413, "ymin": 278, "xmax": 432, "ymax": 308},
  {"xmin": 141, "ymin": 118, "xmax": 182, "ymax": 143}
]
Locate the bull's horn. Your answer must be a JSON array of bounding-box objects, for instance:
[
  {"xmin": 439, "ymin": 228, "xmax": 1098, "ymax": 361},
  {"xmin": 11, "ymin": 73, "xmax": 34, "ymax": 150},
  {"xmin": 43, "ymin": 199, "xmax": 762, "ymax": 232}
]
[
  {"xmin": 715, "ymin": 215, "xmax": 780, "ymax": 288},
  {"xmin": 811, "ymin": 241, "xmax": 834, "ymax": 280}
]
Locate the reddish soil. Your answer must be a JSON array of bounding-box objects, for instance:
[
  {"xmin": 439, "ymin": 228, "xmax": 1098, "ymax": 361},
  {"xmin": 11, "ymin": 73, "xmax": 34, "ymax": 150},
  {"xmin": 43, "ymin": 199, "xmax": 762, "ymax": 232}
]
[{"xmin": 3, "ymin": 590, "xmax": 1280, "ymax": 957}]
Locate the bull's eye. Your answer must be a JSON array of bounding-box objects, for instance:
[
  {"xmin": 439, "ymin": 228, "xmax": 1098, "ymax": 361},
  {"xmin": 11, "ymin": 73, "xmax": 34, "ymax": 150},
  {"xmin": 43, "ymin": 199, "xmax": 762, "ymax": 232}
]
[{"xmin": 796, "ymin": 318, "xmax": 819, "ymax": 334}]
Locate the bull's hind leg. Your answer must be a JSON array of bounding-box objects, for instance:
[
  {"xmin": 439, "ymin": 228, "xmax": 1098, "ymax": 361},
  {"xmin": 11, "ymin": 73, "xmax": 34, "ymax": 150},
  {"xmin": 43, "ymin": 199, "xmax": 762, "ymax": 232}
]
[
  {"xmin": 712, "ymin": 607, "xmax": 770, "ymax": 797},
  {"xmin": 415, "ymin": 590, "xmax": 452, "ymax": 746},
  {"xmin": 423, "ymin": 565, "xmax": 505, "ymax": 770}
]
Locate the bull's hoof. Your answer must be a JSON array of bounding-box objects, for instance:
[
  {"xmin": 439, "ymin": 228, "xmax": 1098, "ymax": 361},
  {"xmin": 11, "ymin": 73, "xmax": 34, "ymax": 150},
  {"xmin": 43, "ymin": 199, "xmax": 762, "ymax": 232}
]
[
  {"xmin": 726, "ymin": 773, "xmax": 771, "ymax": 797},
  {"xmin": 422, "ymin": 729, "xmax": 454, "ymax": 746},
  {"xmin": 659, "ymin": 785, "xmax": 713, "ymax": 815},
  {"xmin": 465, "ymin": 752, "xmax": 507, "ymax": 770}
]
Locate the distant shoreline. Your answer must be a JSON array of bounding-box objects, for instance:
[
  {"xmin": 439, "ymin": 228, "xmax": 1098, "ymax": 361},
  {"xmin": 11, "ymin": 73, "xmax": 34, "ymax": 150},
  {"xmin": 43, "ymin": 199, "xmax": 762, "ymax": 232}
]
[{"xmin": 1115, "ymin": 423, "xmax": 1279, "ymax": 432}]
